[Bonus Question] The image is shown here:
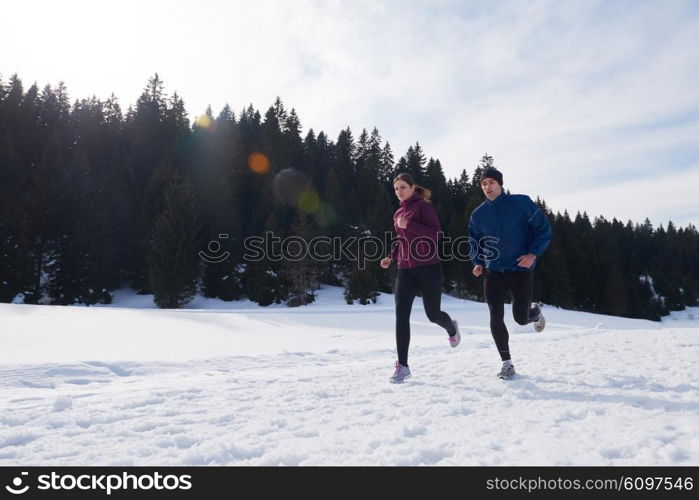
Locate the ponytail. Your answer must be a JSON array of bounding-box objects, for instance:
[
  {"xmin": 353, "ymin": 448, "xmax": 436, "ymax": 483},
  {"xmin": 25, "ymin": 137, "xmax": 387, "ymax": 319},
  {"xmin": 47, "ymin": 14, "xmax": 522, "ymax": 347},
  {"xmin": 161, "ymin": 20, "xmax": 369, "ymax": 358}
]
[{"xmin": 414, "ymin": 185, "xmax": 432, "ymax": 201}]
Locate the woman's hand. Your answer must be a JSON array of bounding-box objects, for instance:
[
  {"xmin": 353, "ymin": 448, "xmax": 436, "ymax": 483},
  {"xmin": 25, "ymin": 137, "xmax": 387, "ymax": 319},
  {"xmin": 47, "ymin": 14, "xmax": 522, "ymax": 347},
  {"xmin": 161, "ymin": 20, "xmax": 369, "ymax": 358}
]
[
  {"xmin": 380, "ymin": 257, "xmax": 392, "ymax": 269},
  {"xmin": 396, "ymin": 216, "xmax": 408, "ymax": 229}
]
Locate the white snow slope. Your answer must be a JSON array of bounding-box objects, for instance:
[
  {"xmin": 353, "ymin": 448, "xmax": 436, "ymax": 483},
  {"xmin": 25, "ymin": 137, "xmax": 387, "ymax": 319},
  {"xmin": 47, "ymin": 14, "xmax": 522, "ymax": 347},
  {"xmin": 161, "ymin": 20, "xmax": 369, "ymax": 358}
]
[{"xmin": 1, "ymin": 287, "xmax": 698, "ymax": 466}]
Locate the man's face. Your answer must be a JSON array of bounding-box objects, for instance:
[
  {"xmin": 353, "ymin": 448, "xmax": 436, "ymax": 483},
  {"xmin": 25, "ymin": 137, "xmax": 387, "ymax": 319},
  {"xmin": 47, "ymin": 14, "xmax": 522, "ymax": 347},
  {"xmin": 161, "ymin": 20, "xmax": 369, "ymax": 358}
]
[{"xmin": 481, "ymin": 177, "xmax": 502, "ymax": 201}]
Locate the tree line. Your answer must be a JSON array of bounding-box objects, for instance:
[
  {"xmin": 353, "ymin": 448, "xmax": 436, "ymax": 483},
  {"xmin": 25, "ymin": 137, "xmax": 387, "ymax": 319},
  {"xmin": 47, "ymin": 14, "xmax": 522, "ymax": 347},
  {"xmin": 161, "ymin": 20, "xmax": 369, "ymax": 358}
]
[{"xmin": 1, "ymin": 73, "xmax": 697, "ymax": 320}]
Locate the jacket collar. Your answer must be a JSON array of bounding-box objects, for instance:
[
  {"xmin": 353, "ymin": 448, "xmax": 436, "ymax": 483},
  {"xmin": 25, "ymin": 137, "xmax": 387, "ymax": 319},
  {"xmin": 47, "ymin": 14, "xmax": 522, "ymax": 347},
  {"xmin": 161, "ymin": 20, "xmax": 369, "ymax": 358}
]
[
  {"xmin": 485, "ymin": 191, "xmax": 506, "ymax": 205},
  {"xmin": 400, "ymin": 192, "xmax": 422, "ymax": 207}
]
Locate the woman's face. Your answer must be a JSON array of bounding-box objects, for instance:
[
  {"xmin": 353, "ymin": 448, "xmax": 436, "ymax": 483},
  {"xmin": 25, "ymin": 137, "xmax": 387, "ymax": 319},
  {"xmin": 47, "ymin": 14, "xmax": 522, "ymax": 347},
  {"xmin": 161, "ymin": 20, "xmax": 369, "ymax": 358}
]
[{"xmin": 394, "ymin": 180, "xmax": 416, "ymax": 202}]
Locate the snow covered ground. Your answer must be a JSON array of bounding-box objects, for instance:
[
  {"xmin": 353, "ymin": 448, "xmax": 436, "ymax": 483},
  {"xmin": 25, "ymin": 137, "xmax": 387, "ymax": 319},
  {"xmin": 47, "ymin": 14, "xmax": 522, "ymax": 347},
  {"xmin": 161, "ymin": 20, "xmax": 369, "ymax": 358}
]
[{"xmin": 1, "ymin": 287, "xmax": 698, "ymax": 466}]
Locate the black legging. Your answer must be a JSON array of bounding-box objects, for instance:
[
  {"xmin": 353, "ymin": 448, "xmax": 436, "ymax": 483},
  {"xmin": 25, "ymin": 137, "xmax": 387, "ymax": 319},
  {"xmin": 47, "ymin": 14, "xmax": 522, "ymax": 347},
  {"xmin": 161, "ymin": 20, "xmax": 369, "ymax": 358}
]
[
  {"xmin": 484, "ymin": 269, "xmax": 539, "ymax": 361},
  {"xmin": 395, "ymin": 263, "xmax": 456, "ymax": 366}
]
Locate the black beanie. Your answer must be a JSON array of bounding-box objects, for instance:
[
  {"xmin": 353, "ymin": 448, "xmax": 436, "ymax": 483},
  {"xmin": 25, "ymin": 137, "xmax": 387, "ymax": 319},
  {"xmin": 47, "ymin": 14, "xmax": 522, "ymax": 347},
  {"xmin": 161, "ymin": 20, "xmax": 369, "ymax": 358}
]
[{"xmin": 480, "ymin": 167, "xmax": 503, "ymax": 186}]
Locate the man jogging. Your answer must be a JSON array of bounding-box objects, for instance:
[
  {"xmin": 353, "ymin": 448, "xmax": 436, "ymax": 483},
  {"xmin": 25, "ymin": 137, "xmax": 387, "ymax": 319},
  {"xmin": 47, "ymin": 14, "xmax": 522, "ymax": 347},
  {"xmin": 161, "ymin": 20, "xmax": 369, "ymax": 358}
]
[{"xmin": 468, "ymin": 167, "xmax": 552, "ymax": 380}]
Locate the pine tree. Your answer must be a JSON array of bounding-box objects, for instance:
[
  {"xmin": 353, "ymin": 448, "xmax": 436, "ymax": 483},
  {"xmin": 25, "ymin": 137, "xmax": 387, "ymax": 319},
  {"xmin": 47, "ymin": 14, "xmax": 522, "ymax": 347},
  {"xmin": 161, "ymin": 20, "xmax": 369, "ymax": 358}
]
[
  {"xmin": 24, "ymin": 131, "xmax": 63, "ymax": 303},
  {"xmin": 403, "ymin": 143, "xmax": 426, "ymax": 184},
  {"xmin": 344, "ymin": 224, "xmax": 381, "ymax": 304},
  {"xmin": 443, "ymin": 213, "xmax": 471, "ymax": 298},
  {"xmin": 283, "ymin": 215, "xmax": 320, "ymax": 307},
  {"xmin": 379, "ymin": 141, "xmax": 395, "ymax": 183},
  {"xmin": 242, "ymin": 205, "xmax": 291, "ymax": 306},
  {"xmin": 0, "ymin": 130, "xmax": 30, "ymax": 301},
  {"xmin": 285, "ymin": 108, "xmax": 305, "ymax": 172},
  {"xmin": 127, "ymin": 74, "xmax": 169, "ymax": 190},
  {"xmin": 602, "ymin": 264, "xmax": 628, "ymax": 316},
  {"xmin": 0, "ymin": 76, "xmax": 36, "ymax": 302},
  {"xmin": 323, "ymin": 165, "xmax": 347, "ymax": 235},
  {"xmin": 47, "ymin": 149, "xmax": 112, "ymax": 305},
  {"xmin": 148, "ymin": 170, "xmax": 202, "ymax": 308},
  {"xmin": 242, "ymin": 257, "xmax": 289, "ymax": 306},
  {"xmin": 345, "ymin": 259, "xmax": 380, "ymax": 304},
  {"xmin": 424, "ymin": 158, "xmax": 449, "ymax": 222},
  {"xmin": 535, "ymin": 210, "xmax": 574, "ymax": 308},
  {"xmin": 329, "ymin": 128, "xmax": 358, "ymax": 229},
  {"xmin": 123, "ymin": 75, "xmax": 176, "ymax": 292},
  {"xmin": 4, "ymin": 73, "xmax": 699, "ymax": 317},
  {"xmin": 450, "ymin": 169, "xmax": 470, "ymax": 215},
  {"xmin": 200, "ymin": 105, "xmax": 244, "ymax": 301},
  {"xmin": 568, "ymin": 212, "xmax": 596, "ymax": 309}
]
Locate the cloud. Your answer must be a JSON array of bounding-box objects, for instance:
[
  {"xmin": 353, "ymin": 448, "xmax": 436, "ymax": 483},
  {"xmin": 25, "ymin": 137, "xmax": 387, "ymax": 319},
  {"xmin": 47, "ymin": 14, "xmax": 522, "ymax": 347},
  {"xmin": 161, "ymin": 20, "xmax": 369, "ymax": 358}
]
[
  {"xmin": 1, "ymin": 0, "xmax": 698, "ymax": 226},
  {"xmin": 544, "ymin": 161, "xmax": 699, "ymax": 228}
]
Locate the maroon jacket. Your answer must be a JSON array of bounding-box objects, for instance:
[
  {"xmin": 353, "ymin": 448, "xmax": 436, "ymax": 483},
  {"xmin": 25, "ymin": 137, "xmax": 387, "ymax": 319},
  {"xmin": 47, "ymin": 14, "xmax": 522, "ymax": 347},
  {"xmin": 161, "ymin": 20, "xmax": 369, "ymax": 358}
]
[{"xmin": 389, "ymin": 192, "xmax": 442, "ymax": 269}]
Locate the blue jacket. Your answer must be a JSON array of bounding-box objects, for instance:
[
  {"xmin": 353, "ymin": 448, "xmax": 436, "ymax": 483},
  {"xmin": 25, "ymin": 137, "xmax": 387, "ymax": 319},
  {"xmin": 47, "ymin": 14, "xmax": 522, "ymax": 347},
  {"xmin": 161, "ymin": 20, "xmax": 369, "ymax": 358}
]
[{"xmin": 468, "ymin": 192, "xmax": 552, "ymax": 272}]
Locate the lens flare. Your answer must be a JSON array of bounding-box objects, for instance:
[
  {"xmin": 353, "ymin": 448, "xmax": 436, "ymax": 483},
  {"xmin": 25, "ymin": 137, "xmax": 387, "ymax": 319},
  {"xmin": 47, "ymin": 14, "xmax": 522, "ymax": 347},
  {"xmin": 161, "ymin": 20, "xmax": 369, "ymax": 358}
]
[
  {"xmin": 298, "ymin": 190, "xmax": 320, "ymax": 213},
  {"xmin": 248, "ymin": 152, "xmax": 270, "ymax": 174},
  {"xmin": 314, "ymin": 202, "xmax": 338, "ymax": 227},
  {"xmin": 273, "ymin": 168, "xmax": 310, "ymax": 206},
  {"xmin": 195, "ymin": 114, "xmax": 213, "ymax": 129}
]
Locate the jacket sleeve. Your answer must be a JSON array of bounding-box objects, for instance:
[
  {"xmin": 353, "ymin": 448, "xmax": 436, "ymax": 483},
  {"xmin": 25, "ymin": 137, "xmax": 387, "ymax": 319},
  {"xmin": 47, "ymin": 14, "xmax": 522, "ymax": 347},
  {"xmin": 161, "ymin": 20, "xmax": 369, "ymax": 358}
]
[
  {"xmin": 404, "ymin": 201, "xmax": 441, "ymax": 240},
  {"xmin": 524, "ymin": 197, "xmax": 552, "ymax": 257},
  {"xmin": 467, "ymin": 215, "xmax": 484, "ymax": 267}
]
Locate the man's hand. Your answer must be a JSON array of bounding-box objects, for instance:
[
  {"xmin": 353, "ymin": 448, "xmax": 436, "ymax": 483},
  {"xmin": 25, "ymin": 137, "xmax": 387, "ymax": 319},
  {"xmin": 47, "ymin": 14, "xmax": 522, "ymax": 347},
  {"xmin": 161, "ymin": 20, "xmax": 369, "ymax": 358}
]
[
  {"xmin": 380, "ymin": 257, "xmax": 392, "ymax": 269},
  {"xmin": 473, "ymin": 265, "xmax": 484, "ymax": 277},
  {"xmin": 517, "ymin": 253, "xmax": 536, "ymax": 269},
  {"xmin": 396, "ymin": 216, "xmax": 408, "ymax": 229}
]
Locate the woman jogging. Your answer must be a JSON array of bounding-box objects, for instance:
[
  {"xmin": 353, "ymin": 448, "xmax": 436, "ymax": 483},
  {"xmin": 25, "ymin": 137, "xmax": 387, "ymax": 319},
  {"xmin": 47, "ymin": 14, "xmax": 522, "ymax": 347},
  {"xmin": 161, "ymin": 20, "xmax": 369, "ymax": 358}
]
[{"xmin": 380, "ymin": 173, "xmax": 460, "ymax": 383}]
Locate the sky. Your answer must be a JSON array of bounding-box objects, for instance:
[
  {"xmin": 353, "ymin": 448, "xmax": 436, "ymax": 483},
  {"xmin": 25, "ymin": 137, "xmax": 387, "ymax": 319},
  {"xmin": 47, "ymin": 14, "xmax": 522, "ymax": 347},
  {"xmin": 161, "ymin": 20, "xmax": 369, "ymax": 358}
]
[{"xmin": 2, "ymin": 0, "xmax": 698, "ymax": 227}]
